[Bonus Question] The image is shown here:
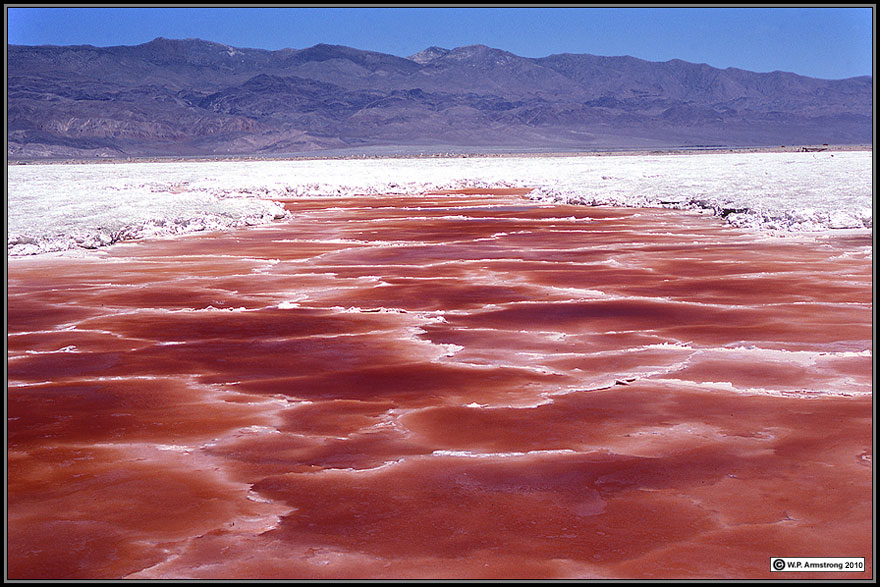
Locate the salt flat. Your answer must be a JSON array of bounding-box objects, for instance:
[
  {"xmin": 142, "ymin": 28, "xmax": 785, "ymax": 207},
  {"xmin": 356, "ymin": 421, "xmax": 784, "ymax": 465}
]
[
  {"xmin": 6, "ymin": 151, "xmax": 874, "ymax": 579},
  {"xmin": 7, "ymin": 150, "xmax": 872, "ymax": 256}
]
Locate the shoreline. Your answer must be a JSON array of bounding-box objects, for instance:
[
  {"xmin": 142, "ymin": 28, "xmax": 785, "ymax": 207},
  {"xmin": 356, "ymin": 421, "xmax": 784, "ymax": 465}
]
[
  {"xmin": 7, "ymin": 143, "xmax": 872, "ymax": 166},
  {"xmin": 7, "ymin": 148, "xmax": 873, "ymax": 259},
  {"xmin": 6, "ymin": 207, "xmax": 874, "ymax": 262}
]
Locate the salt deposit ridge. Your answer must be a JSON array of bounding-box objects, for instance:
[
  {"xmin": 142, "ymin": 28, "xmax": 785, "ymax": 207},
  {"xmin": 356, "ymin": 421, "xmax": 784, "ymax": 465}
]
[{"xmin": 7, "ymin": 150, "xmax": 872, "ymax": 256}]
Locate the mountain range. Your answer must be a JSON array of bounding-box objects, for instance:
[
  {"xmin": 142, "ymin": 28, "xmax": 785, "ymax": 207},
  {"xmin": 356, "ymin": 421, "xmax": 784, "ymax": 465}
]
[{"xmin": 6, "ymin": 37, "xmax": 873, "ymax": 159}]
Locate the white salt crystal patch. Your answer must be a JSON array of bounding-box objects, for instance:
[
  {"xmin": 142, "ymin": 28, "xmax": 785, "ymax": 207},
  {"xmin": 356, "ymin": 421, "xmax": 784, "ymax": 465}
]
[
  {"xmin": 432, "ymin": 449, "xmax": 577, "ymax": 458},
  {"xmin": 246, "ymin": 491, "xmax": 274, "ymax": 504},
  {"xmin": 441, "ymin": 343, "xmax": 464, "ymax": 357},
  {"xmin": 7, "ymin": 151, "xmax": 872, "ymax": 257},
  {"xmin": 155, "ymin": 444, "xmax": 192, "ymax": 452},
  {"xmin": 238, "ymin": 425, "xmax": 281, "ymax": 435}
]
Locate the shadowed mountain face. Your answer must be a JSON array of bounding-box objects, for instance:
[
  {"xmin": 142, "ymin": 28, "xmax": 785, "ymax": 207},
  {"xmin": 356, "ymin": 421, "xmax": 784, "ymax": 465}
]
[{"xmin": 7, "ymin": 37, "xmax": 873, "ymax": 158}]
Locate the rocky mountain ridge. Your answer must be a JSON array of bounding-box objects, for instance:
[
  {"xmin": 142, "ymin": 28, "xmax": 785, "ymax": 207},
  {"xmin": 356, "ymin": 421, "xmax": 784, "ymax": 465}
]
[{"xmin": 7, "ymin": 37, "xmax": 873, "ymax": 159}]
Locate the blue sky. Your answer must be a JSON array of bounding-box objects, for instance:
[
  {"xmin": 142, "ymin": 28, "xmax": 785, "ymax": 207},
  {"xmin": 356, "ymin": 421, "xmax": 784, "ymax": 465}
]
[{"xmin": 6, "ymin": 6, "xmax": 874, "ymax": 80}]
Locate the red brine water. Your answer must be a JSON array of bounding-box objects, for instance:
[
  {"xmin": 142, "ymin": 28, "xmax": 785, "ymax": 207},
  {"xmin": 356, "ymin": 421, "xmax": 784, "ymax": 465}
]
[{"xmin": 7, "ymin": 189, "xmax": 872, "ymax": 580}]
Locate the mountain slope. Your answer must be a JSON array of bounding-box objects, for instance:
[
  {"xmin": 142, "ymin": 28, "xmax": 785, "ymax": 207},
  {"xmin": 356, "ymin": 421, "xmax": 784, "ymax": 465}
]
[{"xmin": 6, "ymin": 38, "xmax": 872, "ymax": 158}]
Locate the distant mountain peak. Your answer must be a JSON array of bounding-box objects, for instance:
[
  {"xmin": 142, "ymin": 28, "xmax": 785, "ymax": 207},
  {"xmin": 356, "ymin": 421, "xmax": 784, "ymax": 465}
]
[
  {"xmin": 145, "ymin": 36, "xmax": 213, "ymax": 46},
  {"xmin": 442, "ymin": 44, "xmax": 523, "ymax": 66},
  {"xmin": 449, "ymin": 44, "xmax": 506, "ymax": 56},
  {"xmin": 411, "ymin": 44, "xmax": 523, "ymax": 68},
  {"xmin": 290, "ymin": 42, "xmax": 420, "ymax": 72},
  {"xmin": 408, "ymin": 46, "xmax": 450, "ymax": 64}
]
